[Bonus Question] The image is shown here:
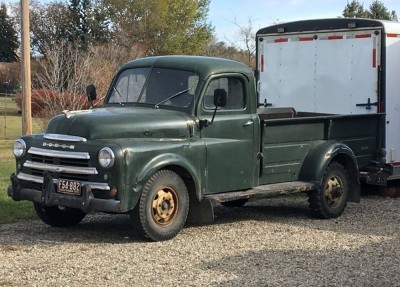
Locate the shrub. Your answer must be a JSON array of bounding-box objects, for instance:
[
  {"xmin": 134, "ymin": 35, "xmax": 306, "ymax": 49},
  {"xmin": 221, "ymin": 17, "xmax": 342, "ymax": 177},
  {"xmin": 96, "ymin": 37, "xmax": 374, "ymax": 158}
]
[{"xmin": 15, "ymin": 89, "xmax": 95, "ymax": 118}]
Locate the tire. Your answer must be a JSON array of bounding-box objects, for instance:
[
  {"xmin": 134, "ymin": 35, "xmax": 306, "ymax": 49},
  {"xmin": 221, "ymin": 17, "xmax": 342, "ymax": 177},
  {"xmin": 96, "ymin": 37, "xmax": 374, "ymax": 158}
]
[
  {"xmin": 131, "ymin": 170, "xmax": 189, "ymax": 241},
  {"xmin": 33, "ymin": 203, "xmax": 86, "ymax": 227},
  {"xmin": 221, "ymin": 199, "xmax": 248, "ymax": 207},
  {"xmin": 308, "ymin": 161, "xmax": 349, "ymax": 219}
]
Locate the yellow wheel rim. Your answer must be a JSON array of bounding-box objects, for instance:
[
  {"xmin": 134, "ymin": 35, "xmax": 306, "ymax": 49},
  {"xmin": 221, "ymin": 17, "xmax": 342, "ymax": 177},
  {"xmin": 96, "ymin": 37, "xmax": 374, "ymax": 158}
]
[
  {"xmin": 325, "ymin": 176, "xmax": 344, "ymax": 207},
  {"xmin": 151, "ymin": 186, "xmax": 179, "ymax": 226}
]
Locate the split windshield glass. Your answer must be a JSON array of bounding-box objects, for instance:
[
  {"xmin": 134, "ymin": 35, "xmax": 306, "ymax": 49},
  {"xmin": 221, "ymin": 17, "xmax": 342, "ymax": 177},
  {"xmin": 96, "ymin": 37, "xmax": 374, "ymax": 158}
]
[{"xmin": 107, "ymin": 67, "xmax": 199, "ymax": 108}]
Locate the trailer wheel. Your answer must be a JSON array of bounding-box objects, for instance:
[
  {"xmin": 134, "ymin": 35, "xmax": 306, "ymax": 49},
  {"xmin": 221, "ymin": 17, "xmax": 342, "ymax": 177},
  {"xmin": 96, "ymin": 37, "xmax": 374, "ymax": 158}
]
[
  {"xmin": 33, "ymin": 203, "xmax": 86, "ymax": 227},
  {"xmin": 131, "ymin": 170, "xmax": 189, "ymax": 241},
  {"xmin": 221, "ymin": 199, "xmax": 248, "ymax": 207},
  {"xmin": 308, "ymin": 161, "xmax": 349, "ymax": 219}
]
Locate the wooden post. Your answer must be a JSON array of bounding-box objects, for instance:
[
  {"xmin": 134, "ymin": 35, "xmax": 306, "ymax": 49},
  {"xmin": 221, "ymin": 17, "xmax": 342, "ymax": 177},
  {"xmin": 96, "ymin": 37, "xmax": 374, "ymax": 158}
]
[{"xmin": 21, "ymin": 0, "xmax": 32, "ymax": 135}]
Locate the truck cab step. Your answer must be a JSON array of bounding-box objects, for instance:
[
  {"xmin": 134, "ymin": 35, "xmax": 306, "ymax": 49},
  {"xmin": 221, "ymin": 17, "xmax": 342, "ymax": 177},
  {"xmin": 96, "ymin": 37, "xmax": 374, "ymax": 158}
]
[{"xmin": 205, "ymin": 181, "xmax": 316, "ymax": 204}]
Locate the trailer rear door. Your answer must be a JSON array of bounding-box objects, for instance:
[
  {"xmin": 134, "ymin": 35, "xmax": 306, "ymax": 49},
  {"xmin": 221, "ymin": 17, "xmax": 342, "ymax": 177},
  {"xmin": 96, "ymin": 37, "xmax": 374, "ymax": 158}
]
[{"xmin": 257, "ymin": 29, "xmax": 382, "ymax": 114}]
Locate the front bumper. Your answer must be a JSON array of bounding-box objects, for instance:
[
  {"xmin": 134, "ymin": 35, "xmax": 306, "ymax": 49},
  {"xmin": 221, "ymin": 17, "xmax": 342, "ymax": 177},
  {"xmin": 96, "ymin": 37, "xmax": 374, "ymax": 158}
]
[{"xmin": 8, "ymin": 172, "xmax": 122, "ymax": 213}]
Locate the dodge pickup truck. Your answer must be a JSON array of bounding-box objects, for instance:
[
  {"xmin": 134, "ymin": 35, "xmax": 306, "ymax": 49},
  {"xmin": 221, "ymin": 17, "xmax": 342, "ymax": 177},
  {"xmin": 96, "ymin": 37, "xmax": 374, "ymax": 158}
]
[{"xmin": 8, "ymin": 56, "xmax": 389, "ymax": 241}]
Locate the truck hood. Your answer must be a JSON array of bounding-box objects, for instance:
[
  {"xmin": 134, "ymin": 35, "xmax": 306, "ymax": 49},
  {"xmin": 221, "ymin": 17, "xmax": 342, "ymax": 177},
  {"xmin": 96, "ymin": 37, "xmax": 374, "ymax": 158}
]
[{"xmin": 45, "ymin": 106, "xmax": 193, "ymax": 140}]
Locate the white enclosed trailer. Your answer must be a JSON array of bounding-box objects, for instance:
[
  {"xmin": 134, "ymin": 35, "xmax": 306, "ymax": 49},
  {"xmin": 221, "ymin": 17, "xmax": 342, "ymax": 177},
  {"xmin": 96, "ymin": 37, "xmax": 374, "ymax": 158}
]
[{"xmin": 256, "ymin": 18, "xmax": 400, "ymax": 179}]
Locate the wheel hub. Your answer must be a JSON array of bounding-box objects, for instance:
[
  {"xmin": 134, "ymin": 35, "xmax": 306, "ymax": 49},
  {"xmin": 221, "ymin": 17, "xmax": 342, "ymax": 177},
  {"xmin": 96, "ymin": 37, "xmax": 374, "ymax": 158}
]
[
  {"xmin": 152, "ymin": 187, "xmax": 178, "ymax": 225},
  {"xmin": 325, "ymin": 176, "xmax": 343, "ymax": 207}
]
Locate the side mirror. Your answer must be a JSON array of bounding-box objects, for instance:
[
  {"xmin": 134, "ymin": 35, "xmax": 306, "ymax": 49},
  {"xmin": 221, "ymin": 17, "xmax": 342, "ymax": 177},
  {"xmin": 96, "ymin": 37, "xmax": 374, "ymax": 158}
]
[
  {"xmin": 213, "ymin": 88, "xmax": 227, "ymax": 108},
  {"xmin": 86, "ymin": 84, "xmax": 97, "ymax": 101},
  {"xmin": 85, "ymin": 84, "xmax": 97, "ymax": 109},
  {"xmin": 200, "ymin": 88, "xmax": 228, "ymax": 128}
]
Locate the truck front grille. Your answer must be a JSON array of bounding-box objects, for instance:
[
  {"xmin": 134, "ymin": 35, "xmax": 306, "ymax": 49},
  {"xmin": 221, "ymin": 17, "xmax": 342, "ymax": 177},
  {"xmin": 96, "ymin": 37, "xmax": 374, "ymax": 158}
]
[
  {"xmin": 18, "ymin": 147, "xmax": 109, "ymax": 191},
  {"xmin": 24, "ymin": 147, "xmax": 95, "ymax": 181}
]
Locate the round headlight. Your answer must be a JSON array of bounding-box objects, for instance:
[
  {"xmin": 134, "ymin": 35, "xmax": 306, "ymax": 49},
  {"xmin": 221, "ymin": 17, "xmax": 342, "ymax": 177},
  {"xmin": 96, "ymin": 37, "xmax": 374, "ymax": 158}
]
[
  {"xmin": 13, "ymin": 139, "xmax": 26, "ymax": 158},
  {"xmin": 98, "ymin": 147, "xmax": 115, "ymax": 168}
]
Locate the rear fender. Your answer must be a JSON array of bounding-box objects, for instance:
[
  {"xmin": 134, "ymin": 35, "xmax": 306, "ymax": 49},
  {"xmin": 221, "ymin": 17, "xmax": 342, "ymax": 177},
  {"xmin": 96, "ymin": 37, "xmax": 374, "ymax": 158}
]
[{"xmin": 299, "ymin": 141, "xmax": 360, "ymax": 202}]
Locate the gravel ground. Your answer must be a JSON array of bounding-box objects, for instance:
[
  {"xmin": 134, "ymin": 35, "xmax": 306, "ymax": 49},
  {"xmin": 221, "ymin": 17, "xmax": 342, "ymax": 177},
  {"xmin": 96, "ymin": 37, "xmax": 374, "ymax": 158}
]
[{"xmin": 0, "ymin": 194, "xmax": 399, "ymax": 287}]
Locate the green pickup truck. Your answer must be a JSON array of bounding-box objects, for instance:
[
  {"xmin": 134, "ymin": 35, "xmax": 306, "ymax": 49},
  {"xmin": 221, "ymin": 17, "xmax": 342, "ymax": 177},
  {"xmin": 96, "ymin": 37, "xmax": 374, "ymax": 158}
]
[{"xmin": 8, "ymin": 56, "xmax": 390, "ymax": 241}]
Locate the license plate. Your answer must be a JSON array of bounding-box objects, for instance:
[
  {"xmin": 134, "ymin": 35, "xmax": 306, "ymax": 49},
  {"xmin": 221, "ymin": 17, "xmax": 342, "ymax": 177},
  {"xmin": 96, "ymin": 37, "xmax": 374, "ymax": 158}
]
[{"xmin": 57, "ymin": 179, "xmax": 81, "ymax": 195}]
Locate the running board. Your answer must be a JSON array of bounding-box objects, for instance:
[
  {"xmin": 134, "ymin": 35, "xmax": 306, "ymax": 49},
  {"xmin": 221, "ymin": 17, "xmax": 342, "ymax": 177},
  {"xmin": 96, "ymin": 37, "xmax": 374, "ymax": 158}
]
[
  {"xmin": 205, "ymin": 181, "xmax": 316, "ymax": 204},
  {"xmin": 186, "ymin": 181, "xmax": 315, "ymax": 225}
]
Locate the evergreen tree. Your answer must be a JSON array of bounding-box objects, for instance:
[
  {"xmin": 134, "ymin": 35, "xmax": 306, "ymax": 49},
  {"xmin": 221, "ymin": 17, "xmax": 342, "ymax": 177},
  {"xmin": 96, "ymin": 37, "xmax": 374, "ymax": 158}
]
[
  {"xmin": 368, "ymin": 0, "xmax": 398, "ymax": 20},
  {"xmin": 343, "ymin": 0, "xmax": 367, "ymax": 18},
  {"xmin": 343, "ymin": 0, "xmax": 398, "ymax": 21},
  {"xmin": 68, "ymin": 0, "xmax": 110, "ymax": 50},
  {"xmin": 0, "ymin": 3, "xmax": 19, "ymax": 62}
]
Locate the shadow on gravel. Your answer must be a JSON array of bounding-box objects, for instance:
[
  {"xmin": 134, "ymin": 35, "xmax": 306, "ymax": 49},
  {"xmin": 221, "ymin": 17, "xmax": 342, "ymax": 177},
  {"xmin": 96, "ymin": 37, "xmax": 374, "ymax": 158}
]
[
  {"xmin": 0, "ymin": 214, "xmax": 148, "ymax": 245},
  {"xmin": 1, "ymin": 194, "xmax": 398, "ymax": 245},
  {"xmin": 212, "ymin": 195, "xmax": 311, "ymax": 225},
  {"xmin": 209, "ymin": 194, "xmax": 400, "ymax": 237},
  {"xmin": 1, "ymin": 197, "xmax": 311, "ymax": 245},
  {"xmin": 0, "ymin": 196, "xmax": 312, "ymax": 245},
  {"xmin": 197, "ymin": 237, "xmax": 400, "ymax": 286}
]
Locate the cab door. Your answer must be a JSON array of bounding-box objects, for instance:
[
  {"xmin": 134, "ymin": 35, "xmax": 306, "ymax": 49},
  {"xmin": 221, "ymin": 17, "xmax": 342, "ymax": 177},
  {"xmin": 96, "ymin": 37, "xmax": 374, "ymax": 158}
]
[{"xmin": 198, "ymin": 74, "xmax": 257, "ymax": 194}]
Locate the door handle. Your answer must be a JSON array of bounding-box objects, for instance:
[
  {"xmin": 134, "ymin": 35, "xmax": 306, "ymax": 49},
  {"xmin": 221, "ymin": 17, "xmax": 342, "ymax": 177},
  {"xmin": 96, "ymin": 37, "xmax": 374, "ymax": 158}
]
[{"xmin": 243, "ymin": 120, "xmax": 254, "ymax": 127}]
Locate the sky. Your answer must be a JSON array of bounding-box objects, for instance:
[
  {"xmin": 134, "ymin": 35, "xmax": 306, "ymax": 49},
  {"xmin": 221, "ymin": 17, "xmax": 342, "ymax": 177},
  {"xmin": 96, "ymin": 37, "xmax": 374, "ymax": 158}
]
[
  {"xmin": 4, "ymin": 0, "xmax": 400, "ymax": 44},
  {"xmin": 208, "ymin": 0, "xmax": 399, "ymax": 43}
]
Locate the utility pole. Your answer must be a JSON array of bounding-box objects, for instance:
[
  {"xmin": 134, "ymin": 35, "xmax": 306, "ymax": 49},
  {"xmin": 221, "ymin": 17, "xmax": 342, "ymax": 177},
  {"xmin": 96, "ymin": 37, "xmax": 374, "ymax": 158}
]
[{"xmin": 21, "ymin": 0, "xmax": 32, "ymax": 135}]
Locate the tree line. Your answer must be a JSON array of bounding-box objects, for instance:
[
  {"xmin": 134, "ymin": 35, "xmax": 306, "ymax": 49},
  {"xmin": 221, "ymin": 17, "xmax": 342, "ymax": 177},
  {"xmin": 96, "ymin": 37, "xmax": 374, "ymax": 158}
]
[
  {"xmin": 2, "ymin": 0, "xmax": 399, "ymax": 63},
  {"xmin": 343, "ymin": 0, "xmax": 398, "ymax": 20},
  {"xmin": 0, "ymin": 0, "xmax": 398, "ymax": 119},
  {"xmin": 1, "ymin": 0, "xmax": 255, "ymax": 102}
]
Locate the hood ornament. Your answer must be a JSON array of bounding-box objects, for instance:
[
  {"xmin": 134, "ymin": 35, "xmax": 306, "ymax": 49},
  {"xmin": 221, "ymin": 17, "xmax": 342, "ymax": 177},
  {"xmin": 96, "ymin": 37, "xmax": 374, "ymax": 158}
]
[{"xmin": 62, "ymin": 109, "xmax": 93, "ymax": 119}]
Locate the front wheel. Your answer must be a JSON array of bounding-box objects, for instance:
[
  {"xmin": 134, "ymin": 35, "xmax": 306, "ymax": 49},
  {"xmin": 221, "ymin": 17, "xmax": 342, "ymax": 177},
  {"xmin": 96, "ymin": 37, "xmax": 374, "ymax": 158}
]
[
  {"xmin": 131, "ymin": 170, "xmax": 189, "ymax": 241},
  {"xmin": 308, "ymin": 161, "xmax": 349, "ymax": 219},
  {"xmin": 33, "ymin": 203, "xmax": 86, "ymax": 227}
]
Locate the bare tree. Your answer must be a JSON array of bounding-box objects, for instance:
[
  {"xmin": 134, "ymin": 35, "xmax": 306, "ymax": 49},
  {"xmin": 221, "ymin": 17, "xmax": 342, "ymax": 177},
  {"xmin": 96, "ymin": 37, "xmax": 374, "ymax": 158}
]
[
  {"xmin": 219, "ymin": 17, "xmax": 256, "ymax": 68},
  {"xmin": 86, "ymin": 43, "xmax": 145, "ymax": 99},
  {"xmin": 233, "ymin": 18, "xmax": 256, "ymax": 67},
  {"xmin": 35, "ymin": 43, "xmax": 92, "ymax": 116},
  {"xmin": 32, "ymin": 41, "xmax": 145, "ymax": 119}
]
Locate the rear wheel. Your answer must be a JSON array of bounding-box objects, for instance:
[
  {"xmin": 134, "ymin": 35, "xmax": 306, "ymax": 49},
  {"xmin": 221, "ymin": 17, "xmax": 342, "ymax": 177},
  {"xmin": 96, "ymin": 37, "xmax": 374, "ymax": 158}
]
[
  {"xmin": 131, "ymin": 170, "xmax": 189, "ymax": 241},
  {"xmin": 308, "ymin": 161, "xmax": 349, "ymax": 219},
  {"xmin": 33, "ymin": 203, "xmax": 86, "ymax": 227}
]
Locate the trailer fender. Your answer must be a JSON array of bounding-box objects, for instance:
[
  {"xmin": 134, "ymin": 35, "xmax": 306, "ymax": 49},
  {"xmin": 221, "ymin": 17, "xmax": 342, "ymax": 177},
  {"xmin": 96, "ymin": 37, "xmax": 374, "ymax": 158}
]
[{"xmin": 299, "ymin": 141, "xmax": 360, "ymax": 203}]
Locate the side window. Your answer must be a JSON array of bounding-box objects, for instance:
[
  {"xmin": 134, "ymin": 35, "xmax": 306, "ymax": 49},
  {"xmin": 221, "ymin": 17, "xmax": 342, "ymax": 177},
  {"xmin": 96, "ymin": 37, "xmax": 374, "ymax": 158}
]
[{"xmin": 204, "ymin": 77, "xmax": 245, "ymax": 110}]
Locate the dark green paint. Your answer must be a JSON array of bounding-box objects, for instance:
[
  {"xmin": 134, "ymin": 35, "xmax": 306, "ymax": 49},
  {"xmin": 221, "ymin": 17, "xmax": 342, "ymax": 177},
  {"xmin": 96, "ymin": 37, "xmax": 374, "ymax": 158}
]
[{"xmin": 9, "ymin": 56, "xmax": 385, "ymax": 213}]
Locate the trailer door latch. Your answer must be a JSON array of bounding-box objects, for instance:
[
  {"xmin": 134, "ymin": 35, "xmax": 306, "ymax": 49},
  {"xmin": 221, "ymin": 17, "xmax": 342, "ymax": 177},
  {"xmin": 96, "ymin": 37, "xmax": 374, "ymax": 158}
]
[{"xmin": 356, "ymin": 98, "xmax": 378, "ymax": 110}]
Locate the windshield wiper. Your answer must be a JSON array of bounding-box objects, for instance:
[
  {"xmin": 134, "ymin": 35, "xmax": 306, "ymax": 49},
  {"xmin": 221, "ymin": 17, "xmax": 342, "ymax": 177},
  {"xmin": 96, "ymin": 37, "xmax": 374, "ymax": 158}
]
[
  {"xmin": 154, "ymin": 88, "xmax": 190, "ymax": 108},
  {"xmin": 112, "ymin": 86, "xmax": 124, "ymax": 105}
]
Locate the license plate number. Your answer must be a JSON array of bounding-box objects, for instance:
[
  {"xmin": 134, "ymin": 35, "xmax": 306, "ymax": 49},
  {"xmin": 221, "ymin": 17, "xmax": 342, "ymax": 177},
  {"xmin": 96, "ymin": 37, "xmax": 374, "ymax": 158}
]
[{"xmin": 57, "ymin": 179, "xmax": 81, "ymax": 195}]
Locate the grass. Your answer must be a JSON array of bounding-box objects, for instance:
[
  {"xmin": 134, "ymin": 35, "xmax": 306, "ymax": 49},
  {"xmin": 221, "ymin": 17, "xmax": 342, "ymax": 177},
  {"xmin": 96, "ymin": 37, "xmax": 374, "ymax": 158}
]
[
  {"xmin": 0, "ymin": 139, "xmax": 36, "ymax": 224},
  {"xmin": 0, "ymin": 96, "xmax": 40, "ymax": 224}
]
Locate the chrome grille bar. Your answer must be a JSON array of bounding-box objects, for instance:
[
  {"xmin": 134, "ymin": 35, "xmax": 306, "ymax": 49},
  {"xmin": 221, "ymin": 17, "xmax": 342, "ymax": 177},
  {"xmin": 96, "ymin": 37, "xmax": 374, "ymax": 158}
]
[
  {"xmin": 24, "ymin": 160, "xmax": 98, "ymax": 175},
  {"xmin": 28, "ymin": 147, "xmax": 90, "ymax": 160},
  {"xmin": 17, "ymin": 172, "xmax": 110, "ymax": 191},
  {"xmin": 44, "ymin": 133, "xmax": 87, "ymax": 142}
]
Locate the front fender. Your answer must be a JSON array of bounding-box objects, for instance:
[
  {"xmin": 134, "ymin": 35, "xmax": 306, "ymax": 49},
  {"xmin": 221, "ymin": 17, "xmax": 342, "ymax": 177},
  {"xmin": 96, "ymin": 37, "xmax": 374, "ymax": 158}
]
[
  {"xmin": 299, "ymin": 140, "xmax": 360, "ymax": 202},
  {"xmin": 134, "ymin": 153, "xmax": 203, "ymax": 200}
]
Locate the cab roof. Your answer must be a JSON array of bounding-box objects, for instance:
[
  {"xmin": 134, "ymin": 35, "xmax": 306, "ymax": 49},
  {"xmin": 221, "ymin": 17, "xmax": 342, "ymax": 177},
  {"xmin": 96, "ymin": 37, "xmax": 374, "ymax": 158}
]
[{"xmin": 119, "ymin": 55, "xmax": 253, "ymax": 80}]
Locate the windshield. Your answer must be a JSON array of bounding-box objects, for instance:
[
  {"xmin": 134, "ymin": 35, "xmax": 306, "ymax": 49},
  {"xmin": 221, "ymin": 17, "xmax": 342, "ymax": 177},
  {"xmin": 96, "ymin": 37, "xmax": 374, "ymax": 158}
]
[{"xmin": 107, "ymin": 67, "xmax": 199, "ymax": 108}]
